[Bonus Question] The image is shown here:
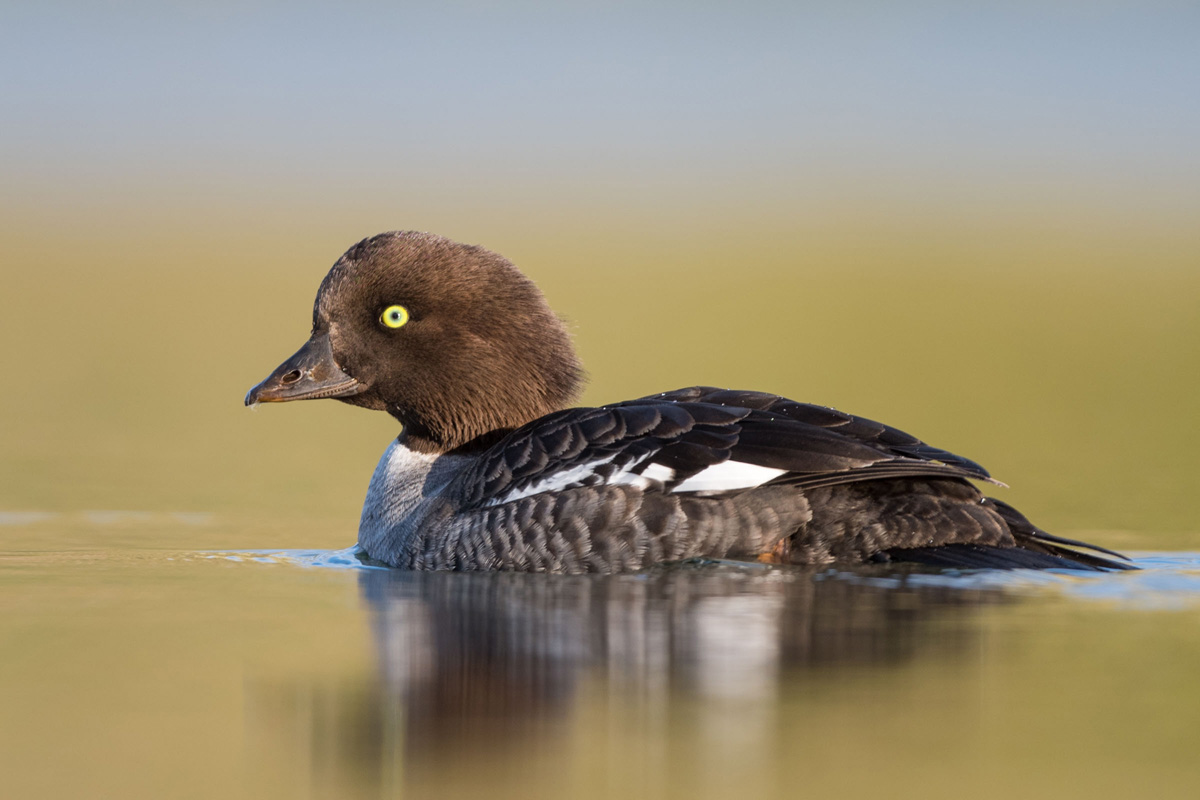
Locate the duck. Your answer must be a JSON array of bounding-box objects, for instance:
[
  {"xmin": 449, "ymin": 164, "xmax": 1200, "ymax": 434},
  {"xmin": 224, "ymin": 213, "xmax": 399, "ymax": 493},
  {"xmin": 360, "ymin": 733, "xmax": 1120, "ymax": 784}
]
[{"xmin": 245, "ymin": 231, "xmax": 1131, "ymax": 573}]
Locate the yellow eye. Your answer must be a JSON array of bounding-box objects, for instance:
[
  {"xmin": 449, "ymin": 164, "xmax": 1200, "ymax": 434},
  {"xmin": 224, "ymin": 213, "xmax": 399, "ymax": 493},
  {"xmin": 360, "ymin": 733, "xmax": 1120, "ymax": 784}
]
[{"xmin": 380, "ymin": 305, "xmax": 409, "ymax": 329}]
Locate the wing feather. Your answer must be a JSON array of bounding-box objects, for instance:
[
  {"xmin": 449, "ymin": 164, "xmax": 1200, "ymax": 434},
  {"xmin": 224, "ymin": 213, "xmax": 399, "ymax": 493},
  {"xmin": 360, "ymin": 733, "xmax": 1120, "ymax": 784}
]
[{"xmin": 452, "ymin": 387, "xmax": 995, "ymax": 509}]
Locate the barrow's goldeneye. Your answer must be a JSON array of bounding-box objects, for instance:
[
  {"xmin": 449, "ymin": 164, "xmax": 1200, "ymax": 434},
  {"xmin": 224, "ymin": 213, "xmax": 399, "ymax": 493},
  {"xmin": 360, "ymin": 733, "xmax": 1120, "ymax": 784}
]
[{"xmin": 245, "ymin": 231, "xmax": 1130, "ymax": 572}]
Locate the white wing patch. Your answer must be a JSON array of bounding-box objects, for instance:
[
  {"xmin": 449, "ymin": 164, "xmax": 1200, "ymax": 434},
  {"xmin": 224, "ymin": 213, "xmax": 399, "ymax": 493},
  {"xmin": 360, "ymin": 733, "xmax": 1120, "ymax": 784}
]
[
  {"xmin": 640, "ymin": 463, "xmax": 676, "ymax": 483},
  {"xmin": 671, "ymin": 461, "xmax": 786, "ymax": 494},
  {"xmin": 485, "ymin": 455, "xmax": 785, "ymax": 506},
  {"xmin": 485, "ymin": 455, "xmax": 619, "ymax": 506}
]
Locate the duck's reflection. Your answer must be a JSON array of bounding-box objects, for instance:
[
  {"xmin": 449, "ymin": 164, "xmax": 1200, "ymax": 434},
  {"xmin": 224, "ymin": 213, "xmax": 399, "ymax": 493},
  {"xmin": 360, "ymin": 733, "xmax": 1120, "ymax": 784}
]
[
  {"xmin": 249, "ymin": 565, "xmax": 1007, "ymax": 795},
  {"xmin": 360, "ymin": 565, "xmax": 1000, "ymax": 745}
]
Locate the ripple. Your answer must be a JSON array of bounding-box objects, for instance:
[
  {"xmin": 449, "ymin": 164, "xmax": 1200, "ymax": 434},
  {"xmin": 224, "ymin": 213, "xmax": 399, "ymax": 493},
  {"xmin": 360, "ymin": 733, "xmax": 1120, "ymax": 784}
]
[
  {"xmin": 205, "ymin": 549, "xmax": 1200, "ymax": 608},
  {"xmin": 888, "ymin": 552, "xmax": 1200, "ymax": 609},
  {"xmin": 206, "ymin": 546, "xmax": 376, "ymax": 570}
]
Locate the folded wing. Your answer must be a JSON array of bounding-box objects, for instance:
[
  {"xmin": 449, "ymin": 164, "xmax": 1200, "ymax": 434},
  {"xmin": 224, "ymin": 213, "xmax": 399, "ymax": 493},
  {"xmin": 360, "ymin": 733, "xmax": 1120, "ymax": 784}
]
[{"xmin": 453, "ymin": 386, "xmax": 994, "ymax": 508}]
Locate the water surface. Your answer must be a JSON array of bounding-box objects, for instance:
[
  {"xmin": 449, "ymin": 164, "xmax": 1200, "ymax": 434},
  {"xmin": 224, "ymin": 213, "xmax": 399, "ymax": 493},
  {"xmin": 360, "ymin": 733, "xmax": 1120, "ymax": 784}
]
[{"xmin": 3, "ymin": 512, "xmax": 1199, "ymax": 800}]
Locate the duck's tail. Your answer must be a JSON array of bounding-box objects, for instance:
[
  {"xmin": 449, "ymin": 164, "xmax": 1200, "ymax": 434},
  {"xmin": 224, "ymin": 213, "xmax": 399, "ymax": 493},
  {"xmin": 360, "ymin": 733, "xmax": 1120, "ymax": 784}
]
[{"xmin": 882, "ymin": 497, "xmax": 1135, "ymax": 571}]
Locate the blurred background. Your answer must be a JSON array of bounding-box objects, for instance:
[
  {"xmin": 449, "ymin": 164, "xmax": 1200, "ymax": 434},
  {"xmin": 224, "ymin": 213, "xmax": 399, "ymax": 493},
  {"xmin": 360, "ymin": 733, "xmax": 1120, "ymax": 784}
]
[
  {"xmin": 4, "ymin": 4, "xmax": 1200, "ymax": 800},
  {"xmin": 4, "ymin": 3, "xmax": 1195, "ymax": 546},
  {"xmin": 2, "ymin": 2, "xmax": 1198, "ymax": 542}
]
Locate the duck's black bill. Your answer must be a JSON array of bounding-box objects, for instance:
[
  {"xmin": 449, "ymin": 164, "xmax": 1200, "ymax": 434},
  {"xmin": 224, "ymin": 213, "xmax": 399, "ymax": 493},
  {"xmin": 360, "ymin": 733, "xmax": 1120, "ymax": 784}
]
[{"xmin": 245, "ymin": 332, "xmax": 364, "ymax": 406}]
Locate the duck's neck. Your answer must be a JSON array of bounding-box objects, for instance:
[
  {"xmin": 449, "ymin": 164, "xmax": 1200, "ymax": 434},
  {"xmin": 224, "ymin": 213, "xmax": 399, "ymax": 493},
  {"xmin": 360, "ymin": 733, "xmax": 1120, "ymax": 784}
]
[
  {"xmin": 389, "ymin": 389, "xmax": 571, "ymax": 455},
  {"xmin": 398, "ymin": 425, "xmax": 513, "ymax": 457}
]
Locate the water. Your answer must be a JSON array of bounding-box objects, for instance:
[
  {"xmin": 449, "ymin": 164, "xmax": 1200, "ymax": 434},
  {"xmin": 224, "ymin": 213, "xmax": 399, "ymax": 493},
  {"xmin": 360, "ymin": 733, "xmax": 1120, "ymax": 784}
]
[{"xmin": 3, "ymin": 509, "xmax": 1198, "ymax": 800}]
